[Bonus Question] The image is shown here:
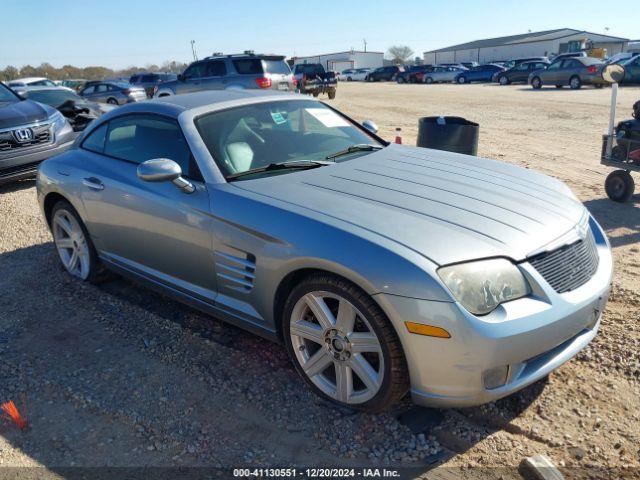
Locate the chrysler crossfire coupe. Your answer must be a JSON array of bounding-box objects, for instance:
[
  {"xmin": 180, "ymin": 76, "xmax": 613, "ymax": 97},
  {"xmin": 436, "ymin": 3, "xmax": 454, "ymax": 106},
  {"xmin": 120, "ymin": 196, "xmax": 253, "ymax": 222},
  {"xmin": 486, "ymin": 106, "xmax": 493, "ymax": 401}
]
[{"xmin": 36, "ymin": 90, "xmax": 612, "ymax": 411}]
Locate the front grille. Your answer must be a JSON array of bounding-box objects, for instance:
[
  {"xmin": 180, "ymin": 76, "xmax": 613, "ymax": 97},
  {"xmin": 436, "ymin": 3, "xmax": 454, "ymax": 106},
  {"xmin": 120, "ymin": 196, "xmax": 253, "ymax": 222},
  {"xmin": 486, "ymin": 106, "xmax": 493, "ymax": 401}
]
[
  {"xmin": 0, "ymin": 124, "xmax": 53, "ymax": 153},
  {"xmin": 529, "ymin": 229, "xmax": 599, "ymax": 293}
]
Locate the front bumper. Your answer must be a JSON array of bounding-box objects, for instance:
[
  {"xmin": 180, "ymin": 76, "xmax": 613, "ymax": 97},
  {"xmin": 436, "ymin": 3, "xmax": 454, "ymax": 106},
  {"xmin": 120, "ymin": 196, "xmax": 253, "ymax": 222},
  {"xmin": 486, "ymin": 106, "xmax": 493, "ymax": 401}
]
[
  {"xmin": 0, "ymin": 134, "xmax": 76, "ymax": 184},
  {"xmin": 374, "ymin": 218, "xmax": 613, "ymax": 408}
]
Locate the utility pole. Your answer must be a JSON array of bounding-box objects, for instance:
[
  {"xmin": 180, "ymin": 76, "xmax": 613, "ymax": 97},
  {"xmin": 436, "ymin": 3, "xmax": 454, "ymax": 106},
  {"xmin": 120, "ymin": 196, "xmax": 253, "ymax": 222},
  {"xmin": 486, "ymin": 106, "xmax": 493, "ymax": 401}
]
[
  {"xmin": 363, "ymin": 39, "xmax": 367, "ymax": 52},
  {"xmin": 190, "ymin": 40, "xmax": 197, "ymax": 61}
]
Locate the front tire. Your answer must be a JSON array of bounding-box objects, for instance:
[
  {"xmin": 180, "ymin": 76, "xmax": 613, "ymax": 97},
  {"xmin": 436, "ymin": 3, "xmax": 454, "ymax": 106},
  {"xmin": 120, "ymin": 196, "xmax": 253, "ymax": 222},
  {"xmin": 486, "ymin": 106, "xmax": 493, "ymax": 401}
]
[
  {"xmin": 457, "ymin": 75, "xmax": 467, "ymax": 84},
  {"xmin": 107, "ymin": 98, "xmax": 119, "ymax": 105},
  {"xmin": 51, "ymin": 200, "xmax": 106, "ymax": 282},
  {"xmin": 499, "ymin": 76, "xmax": 509, "ymax": 85},
  {"xmin": 605, "ymin": 170, "xmax": 635, "ymax": 202},
  {"xmin": 283, "ymin": 274, "xmax": 409, "ymax": 412},
  {"xmin": 425, "ymin": 76, "xmax": 434, "ymax": 84}
]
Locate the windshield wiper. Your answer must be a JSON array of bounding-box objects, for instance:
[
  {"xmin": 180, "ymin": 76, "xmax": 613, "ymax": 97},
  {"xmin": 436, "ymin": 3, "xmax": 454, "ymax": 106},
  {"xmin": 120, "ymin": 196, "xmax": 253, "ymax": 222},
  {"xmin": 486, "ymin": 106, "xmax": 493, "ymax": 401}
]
[
  {"xmin": 325, "ymin": 144, "xmax": 383, "ymax": 161},
  {"xmin": 226, "ymin": 160, "xmax": 331, "ymax": 181}
]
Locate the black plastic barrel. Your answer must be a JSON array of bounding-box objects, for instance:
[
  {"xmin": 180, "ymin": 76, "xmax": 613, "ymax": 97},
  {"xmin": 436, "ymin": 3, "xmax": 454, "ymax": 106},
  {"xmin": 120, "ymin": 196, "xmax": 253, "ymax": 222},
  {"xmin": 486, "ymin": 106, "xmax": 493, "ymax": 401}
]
[{"xmin": 417, "ymin": 116, "xmax": 479, "ymax": 155}]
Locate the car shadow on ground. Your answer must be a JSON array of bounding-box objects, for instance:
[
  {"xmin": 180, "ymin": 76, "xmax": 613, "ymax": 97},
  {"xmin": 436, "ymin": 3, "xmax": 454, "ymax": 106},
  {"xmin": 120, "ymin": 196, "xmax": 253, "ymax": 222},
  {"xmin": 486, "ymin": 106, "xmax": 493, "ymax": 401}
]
[
  {"xmin": 0, "ymin": 178, "xmax": 36, "ymax": 195},
  {"xmin": 0, "ymin": 242, "xmax": 546, "ymax": 477},
  {"xmin": 584, "ymin": 196, "xmax": 640, "ymax": 248}
]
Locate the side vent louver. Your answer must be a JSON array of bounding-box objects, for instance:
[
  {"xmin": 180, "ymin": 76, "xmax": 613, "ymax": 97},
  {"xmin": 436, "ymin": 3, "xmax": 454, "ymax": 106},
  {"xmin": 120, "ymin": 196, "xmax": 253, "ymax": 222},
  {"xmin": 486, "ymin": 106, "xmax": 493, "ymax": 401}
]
[{"xmin": 214, "ymin": 249, "xmax": 256, "ymax": 292}]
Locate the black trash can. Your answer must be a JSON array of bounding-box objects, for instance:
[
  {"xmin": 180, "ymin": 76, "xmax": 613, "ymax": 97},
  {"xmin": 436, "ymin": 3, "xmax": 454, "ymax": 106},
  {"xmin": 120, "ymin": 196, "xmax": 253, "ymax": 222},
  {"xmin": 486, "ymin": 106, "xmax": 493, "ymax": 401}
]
[{"xmin": 417, "ymin": 116, "xmax": 479, "ymax": 156}]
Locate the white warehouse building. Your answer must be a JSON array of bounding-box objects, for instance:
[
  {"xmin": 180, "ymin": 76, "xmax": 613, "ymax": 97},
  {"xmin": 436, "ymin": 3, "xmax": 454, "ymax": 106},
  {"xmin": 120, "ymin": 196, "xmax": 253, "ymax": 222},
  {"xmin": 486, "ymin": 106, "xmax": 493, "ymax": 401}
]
[
  {"xmin": 424, "ymin": 28, "xmax": 629, "ymax": 65},
  {"xmin": 291, "ymin": 50, "xmax": 384, "ymax": 72}
]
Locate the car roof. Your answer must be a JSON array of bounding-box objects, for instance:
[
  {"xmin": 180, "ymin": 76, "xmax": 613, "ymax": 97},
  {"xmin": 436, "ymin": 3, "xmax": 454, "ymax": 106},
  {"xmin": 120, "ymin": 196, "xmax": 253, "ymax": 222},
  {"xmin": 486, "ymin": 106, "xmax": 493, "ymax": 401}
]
[
  {"xmin": 11, "ymin": 77, "xmax": 49, "ymax": 83},
  {"xmin": 98, "ymin": 89, "xmax": 304, "ymax": 119}
]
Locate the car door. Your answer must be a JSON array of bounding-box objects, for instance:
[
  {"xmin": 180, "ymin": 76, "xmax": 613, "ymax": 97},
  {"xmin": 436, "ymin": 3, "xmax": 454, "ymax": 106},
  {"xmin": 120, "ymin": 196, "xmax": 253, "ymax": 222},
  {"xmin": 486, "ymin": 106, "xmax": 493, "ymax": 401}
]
[
  {"xmin": 542, "ymin": 60, "xmax": 562, "ymax": 84},
  {"xmin": 75, "ymin": 114, "xmax": 216, "ymax": 300},
  {"xmin": 176, "ymin": 61, "xmax": 208, "ymax": 94},
  {"xmin": 560, "ymin": 59, "xmax": 582, "ymax": 84},
  {"xmin": 80, "ymin": 85, "xmax": 96, "ymax": 100},
  {"xmin": 199, "ymin": 60, "xmax": 227, "ymax": 91},
  {"xmin": 511, "ymin": 63, "xmax": 529, "ymax": 82}
]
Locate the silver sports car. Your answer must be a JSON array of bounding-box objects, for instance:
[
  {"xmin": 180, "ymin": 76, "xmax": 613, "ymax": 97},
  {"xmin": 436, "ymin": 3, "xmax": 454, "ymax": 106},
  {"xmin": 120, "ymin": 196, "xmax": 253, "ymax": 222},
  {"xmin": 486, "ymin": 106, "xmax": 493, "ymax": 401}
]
[{"xmin": 37, "ymin": 90, "xmax": 612, "ymax": 412}]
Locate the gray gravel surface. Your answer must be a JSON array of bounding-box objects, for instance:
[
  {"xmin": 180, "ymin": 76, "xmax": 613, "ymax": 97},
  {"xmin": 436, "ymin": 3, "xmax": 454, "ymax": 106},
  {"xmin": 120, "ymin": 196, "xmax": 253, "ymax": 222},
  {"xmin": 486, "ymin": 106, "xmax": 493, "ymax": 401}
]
[{"xmin": 1, "ymin": 81, "xmax": 639, "ymax": 480}]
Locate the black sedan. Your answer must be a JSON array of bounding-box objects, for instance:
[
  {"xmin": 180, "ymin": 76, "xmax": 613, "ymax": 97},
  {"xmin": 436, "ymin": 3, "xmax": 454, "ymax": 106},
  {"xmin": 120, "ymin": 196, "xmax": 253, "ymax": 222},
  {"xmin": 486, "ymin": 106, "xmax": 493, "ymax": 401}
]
[
  {"xmin": 496, "ymin": 60, "xmax": 550, "ymax": 85},
  {"xmin": 19, "ymin": 87, "xmax": 112, "ymax": 131}
]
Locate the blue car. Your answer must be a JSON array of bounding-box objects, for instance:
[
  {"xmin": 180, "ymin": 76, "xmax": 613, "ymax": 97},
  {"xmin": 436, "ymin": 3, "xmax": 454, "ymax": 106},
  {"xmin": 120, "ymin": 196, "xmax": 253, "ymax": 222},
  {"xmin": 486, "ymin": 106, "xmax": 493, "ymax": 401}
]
[{"xmin": 455, "ymin": 64, "xmax": 505, "ymax": 84}]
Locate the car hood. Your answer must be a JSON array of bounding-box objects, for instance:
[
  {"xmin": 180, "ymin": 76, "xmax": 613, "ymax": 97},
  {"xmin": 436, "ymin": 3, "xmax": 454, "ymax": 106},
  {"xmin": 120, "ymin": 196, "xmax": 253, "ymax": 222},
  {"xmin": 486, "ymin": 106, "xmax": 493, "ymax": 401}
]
[
  {"xmin": 233, "ymin": 144, "xmax": 587, "ymax": 266},
  {"xmin": 0, "ymin": 99, "xmax": 50, "ymax": 129}
]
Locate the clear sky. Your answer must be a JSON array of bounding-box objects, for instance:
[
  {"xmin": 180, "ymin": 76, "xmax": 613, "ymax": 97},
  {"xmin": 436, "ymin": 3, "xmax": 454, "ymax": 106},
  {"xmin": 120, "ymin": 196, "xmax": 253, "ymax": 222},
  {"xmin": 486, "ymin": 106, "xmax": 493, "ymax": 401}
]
[{"xmin": 0, "ymin": 0, "xmax": 636, "ymax": 69}]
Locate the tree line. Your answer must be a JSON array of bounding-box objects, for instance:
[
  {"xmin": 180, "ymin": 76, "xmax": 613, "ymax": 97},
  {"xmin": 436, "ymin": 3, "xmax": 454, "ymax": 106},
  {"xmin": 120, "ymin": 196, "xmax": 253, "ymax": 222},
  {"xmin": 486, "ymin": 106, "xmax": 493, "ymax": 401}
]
[{"xmin": 0, "ymin": 61, "xmax": 190, "ymax": 82}]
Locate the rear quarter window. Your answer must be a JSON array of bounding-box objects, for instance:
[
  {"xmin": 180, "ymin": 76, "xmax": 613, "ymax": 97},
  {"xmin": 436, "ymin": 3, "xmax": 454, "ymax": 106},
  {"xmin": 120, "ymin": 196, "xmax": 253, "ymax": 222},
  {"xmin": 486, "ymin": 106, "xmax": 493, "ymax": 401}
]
[
  {"xmin": 263, "ymin": 60, "xmax": 291, "ymax": 74},
  {"xmin": 233, "ymin": 59, "xmax": 263, "ymax": 75}
]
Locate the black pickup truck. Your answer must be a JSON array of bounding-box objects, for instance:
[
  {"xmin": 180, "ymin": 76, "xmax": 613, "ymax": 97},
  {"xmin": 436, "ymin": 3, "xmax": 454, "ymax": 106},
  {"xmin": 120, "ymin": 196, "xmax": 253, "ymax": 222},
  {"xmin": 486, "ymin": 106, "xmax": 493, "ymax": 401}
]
[{"xmin": 293, "ymin": 64, "xmax": 337, "ymax": 99}]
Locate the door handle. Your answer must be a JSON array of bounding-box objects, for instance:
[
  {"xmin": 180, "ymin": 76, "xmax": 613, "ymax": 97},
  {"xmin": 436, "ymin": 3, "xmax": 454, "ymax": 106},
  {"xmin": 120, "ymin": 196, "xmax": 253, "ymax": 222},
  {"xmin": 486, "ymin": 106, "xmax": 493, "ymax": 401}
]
[{"xmin": 82, "ymin": 177, "xmax": 104, "ymax": 191}]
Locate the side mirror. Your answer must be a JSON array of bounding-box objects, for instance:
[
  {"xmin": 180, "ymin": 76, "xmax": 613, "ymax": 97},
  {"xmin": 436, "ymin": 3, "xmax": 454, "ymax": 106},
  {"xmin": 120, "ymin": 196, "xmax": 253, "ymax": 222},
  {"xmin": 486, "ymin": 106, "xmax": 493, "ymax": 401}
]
[
  {"xmin": 137, "ymin": 158, "xmax": 195, "ymax": 193},
  {"xmin": 362, "ymin": 120, "xmax": 379, "ymax": 135}
]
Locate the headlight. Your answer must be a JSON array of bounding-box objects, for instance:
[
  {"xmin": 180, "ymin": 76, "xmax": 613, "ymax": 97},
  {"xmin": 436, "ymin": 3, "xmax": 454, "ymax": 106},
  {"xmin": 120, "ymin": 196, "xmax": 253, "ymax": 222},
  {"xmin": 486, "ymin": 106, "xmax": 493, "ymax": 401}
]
[
  {"xmin": 49, "ymin": 110, "xmax": 69, "ymax": 133},
  {"xmin": 438, "ymin": 258, "xmax": 530, "ymax": 315}
]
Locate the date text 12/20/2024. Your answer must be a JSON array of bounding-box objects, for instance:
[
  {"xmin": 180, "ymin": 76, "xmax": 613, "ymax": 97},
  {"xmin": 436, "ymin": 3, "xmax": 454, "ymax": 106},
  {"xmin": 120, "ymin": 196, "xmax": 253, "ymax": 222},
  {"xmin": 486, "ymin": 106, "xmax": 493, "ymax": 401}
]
[{"xmin": 233, "ymin": 468, "xmax": 402, "ymax": 478}]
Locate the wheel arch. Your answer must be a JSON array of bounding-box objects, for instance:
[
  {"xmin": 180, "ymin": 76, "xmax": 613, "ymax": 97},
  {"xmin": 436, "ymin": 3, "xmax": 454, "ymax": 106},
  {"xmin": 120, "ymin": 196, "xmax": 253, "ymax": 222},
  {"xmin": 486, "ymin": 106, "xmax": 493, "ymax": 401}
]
[
  {"xmin": 272, "ymin": 265, "xmax": 380, "ymax": 341},
  {"xmin": 43, "ymin": 191, "xmax": 72, "ymax": 228}
]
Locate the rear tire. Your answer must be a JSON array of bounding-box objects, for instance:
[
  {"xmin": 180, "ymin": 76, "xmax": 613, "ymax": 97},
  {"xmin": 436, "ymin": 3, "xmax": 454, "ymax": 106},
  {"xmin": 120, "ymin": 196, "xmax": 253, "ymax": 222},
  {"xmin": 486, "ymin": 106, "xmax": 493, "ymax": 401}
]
[
  {"xmin": 396, "ymin": 76, "xmax": 405, "ymax": 84},
  {"xmin": 50, "ymin": 200, "xmax": 109, "ymax": 283},
  {"xmin": 425, "ymin": 76, "xmax": 434, "ymax": 84},
  {"xmin": 107, "ymin": 98, "xmax": 118, "ymax": 105},
  {"xmin": 569, "ymin": 75, "xmax": 582, "ymax": 90},
  {"xmin": 594, "ymin": 83, "xmax": 604, "ymax": 89},
  {"xmin": 499, "ymin": 76, "xmax": 509, "ymax": 85},
  {"xmin": 605, "ymin": 170, "xmax": 635, "ymax": 202},
  {"xmin": 457, "ymin": 76, "xmax": 467, "ymax": 84},
  {"xmin": 327, "ymin": 89, "xmax": 336, "ymax": 100},
  {"xmin": 283, "ymin": 273, "xmax": 409, "ymax": 412}
]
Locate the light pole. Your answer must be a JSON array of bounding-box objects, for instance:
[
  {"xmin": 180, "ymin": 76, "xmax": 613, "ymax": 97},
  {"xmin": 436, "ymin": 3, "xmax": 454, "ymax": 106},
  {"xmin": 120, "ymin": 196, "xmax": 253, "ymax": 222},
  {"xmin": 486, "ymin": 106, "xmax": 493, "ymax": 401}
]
[
  {"xmin": 190, "ymin": 40, "xmax": 197, "ymax": 61},
  {"xmin": 363, "ymin": 39, "xmax": 367, "ymax": 52}
]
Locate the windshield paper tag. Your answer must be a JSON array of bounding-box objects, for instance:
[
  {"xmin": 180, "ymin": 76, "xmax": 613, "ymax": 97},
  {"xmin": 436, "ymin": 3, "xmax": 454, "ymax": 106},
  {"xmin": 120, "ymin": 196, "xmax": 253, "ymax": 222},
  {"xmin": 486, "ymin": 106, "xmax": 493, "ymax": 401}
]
[
  {"xmin": 306, "ymin": 108, "xmax": 350, "ymax": 128},
  {"xmin": 270, "ymin": 111, "xmax": 287, "ymax": 125}
]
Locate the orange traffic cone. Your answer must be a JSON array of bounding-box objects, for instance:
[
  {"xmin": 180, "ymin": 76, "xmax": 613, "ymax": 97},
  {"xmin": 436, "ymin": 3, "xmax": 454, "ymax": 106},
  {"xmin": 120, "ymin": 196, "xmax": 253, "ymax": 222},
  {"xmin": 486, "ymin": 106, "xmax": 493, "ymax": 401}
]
[{"xmin": 394, "ymin": 128, "xmax": 402, "ymax": 144}]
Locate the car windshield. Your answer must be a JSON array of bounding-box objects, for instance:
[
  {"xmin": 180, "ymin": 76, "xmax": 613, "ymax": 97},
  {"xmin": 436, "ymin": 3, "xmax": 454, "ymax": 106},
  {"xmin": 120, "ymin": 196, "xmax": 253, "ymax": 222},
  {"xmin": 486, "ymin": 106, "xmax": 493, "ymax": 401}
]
[
  {"xmin": 24, "ymin": 89, "xmax": 82, "ymax": 107},
  {"xmin": 0, "ymin": 84, "xmax": 20, "ymax": 103},
  {"xmin": 195, "ymin": 99, "xmax": 381, "ymax": 180}
]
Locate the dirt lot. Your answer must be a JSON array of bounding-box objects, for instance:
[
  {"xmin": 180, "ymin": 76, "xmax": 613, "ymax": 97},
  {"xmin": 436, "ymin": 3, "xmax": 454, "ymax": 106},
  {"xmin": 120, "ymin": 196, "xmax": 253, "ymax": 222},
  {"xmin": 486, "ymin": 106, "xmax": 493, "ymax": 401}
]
[{"xmin": 1, "ymin": 82, "xmax": 639, "ymax": 479}]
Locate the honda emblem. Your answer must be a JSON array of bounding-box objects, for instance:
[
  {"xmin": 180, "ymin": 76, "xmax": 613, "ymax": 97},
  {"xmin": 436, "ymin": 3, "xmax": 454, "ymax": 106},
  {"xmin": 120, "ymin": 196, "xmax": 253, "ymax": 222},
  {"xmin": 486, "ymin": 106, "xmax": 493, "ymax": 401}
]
[{"xmin": 13, "ymin": 128, "xmax": 33, "ymax": 143}]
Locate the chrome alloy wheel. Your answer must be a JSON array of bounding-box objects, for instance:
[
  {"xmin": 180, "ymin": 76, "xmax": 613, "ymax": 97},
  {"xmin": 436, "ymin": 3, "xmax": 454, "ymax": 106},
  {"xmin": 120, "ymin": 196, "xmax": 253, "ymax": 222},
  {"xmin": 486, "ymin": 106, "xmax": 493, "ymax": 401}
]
[
  {"xmin": 289, "ymin": 291, "xmax": 384, "ymax": 404},
  {"xmin": 52, "ymin": 209, "xmax": 90, "ymax": 280}
]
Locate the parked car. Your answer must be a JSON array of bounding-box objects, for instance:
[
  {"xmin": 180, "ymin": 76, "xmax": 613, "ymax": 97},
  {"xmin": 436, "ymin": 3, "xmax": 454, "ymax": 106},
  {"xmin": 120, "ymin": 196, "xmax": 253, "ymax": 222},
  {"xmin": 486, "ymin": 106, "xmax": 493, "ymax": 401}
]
[
  {"xmin": 347, "ymin": 68, "xmax": 373, "ymax": 81},
  {"xmin": 620, "ymin": 55, "xmax": 640, "ymax": 84},
  {"xmin": 0, "ymin": 82, "xmax": 75, "ymax": 184},
  {"xmin": 18, "ymin": 86, "xmax": 112, "ymax": 132},
  {"xmin": 80, "ymin": 81, "xmax": 147, "ymax": 105},
  {"xmin": 460, "ymin": 62, "xmax": 479, "ymax": 69},
  {"xmin": 61, "ymin": 79, "xmax": 88, "ymax": 92},
  {"xmin": 365, "ymin": 66, "xmax": 403, "ymax": 82},
  {"xmin": 337, "ymin": 69, "xmax": 356, "ymax": 81},
  {"xmin": 129, "ymin": 72, "xmax": 178, "ymax": 98},
  {"xmin": 154, "ymin": 53, "xmax": 295, "ymax": 97},
  {"xmin": 501, "ymin": 57, "xmax": 549, "ymax": 69},
  {"xmin": 37, "ymin": 90, "xmax": 612, "ymax": 412},
  {"xmin": 396, "ymin": 65, "xmax": 433, "ymax": 84},
  {"xmin": 455, "ymin": 64, "xmax": 505, "ymax": 84},
  {"xmin": 8, "ymin": 77, "xmax": 58, "ymax": 88},
  {"xmin": 423, "ymin": 66, "xmax": 466, "ymax": 84},
  {"xmin": 293, "ymin": 64, "xmax": 337, "ymax": 99},
  {"xmin": 495, "ymin": 60, "xmax": 550, "ymax": 85},
  {"xmin": 529, "ymin": 57, "xmax": 609, "ymax": 89}
]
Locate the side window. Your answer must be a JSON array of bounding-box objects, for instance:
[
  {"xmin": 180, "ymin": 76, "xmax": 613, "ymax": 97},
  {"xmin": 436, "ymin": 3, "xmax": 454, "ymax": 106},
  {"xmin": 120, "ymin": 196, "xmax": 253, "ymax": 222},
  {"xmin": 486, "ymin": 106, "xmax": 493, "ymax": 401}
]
[
  {"xmin": 206, "ymin": 61, "xmax": 227, "ymax": 77},
  {"xmin": 82, "ymin": 86, "xmax": 95, "ymax": 95},
  {"xmin": 81, "ymin": 123, "xmax": 109, "ymax": 154},
  {"xmin": 96, "ymin": 84, "xmax": 108, "ymax": 93},
  {"xmin": 547, "ymin": 61, "xmax": 561, "ymax": 70},
  {"xmin": 102, "ymin": 115, "xmax": 199, "ymax": 179},
  {"xmin": 183, "ymin": 62, "xmax": 206, "ymax": 79}
]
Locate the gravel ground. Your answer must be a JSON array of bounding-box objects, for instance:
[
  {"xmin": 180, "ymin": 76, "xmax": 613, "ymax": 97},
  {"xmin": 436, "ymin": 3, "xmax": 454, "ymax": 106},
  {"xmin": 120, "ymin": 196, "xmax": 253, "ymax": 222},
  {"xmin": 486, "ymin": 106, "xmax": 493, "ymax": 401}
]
[{"xmin": 1, "ymin": 83, "xmax": 639, "ymax": 479}]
